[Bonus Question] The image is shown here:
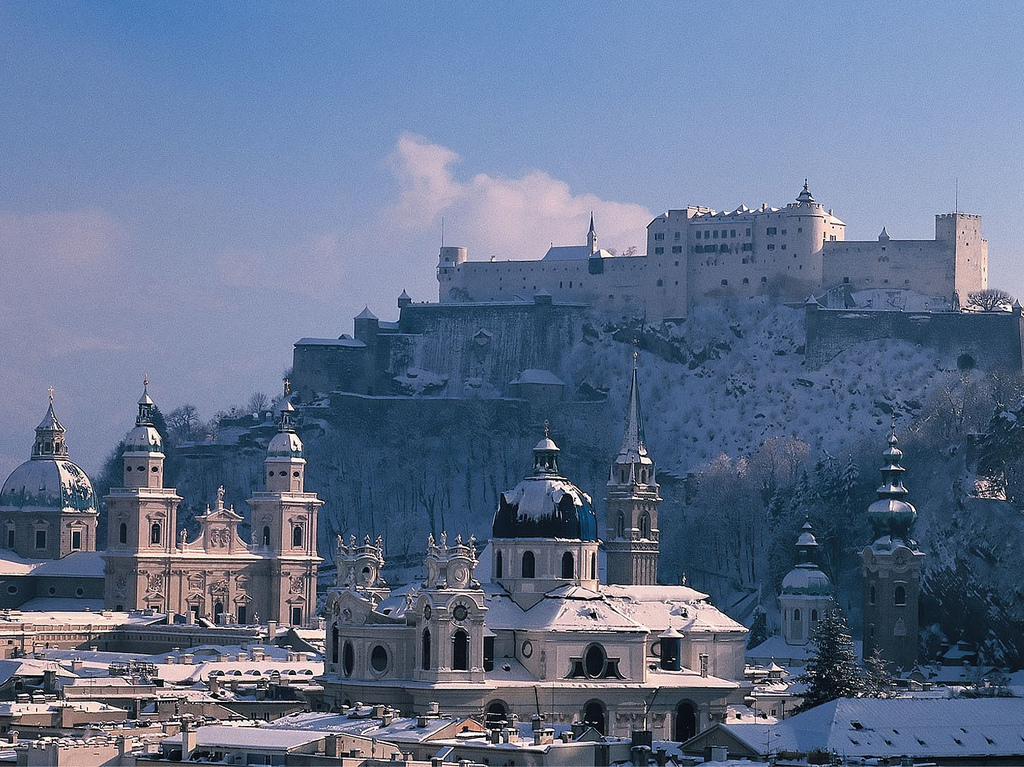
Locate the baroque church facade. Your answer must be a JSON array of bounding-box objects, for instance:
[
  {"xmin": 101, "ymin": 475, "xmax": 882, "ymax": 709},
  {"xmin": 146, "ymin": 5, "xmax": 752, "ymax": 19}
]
[
  {"xmin": 321, "ymin": 366, "xmax": 748, "ymax": 741},
  {"xmin": 102, "ymin": 384, "xmax": 321, "ymax": 625},
  {"xmin": 0, "ymin": 384, "xmax": 321, "ymax": 627}
]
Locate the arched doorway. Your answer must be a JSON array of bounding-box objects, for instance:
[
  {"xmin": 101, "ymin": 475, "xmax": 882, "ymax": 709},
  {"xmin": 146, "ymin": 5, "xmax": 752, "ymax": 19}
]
[
  {"xmin": 674, "ymin": 700, "xmax": 697, "ymax": 742},
  {"xmin": 582, "ymin": 699, "xmax": 606, "ymax": 735}
]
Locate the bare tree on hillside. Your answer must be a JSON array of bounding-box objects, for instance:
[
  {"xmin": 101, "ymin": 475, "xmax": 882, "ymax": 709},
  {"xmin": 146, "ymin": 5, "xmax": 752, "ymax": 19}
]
[{"xmin": 967, "ymin": 288, "xmax": 1015, "ymax": 312}]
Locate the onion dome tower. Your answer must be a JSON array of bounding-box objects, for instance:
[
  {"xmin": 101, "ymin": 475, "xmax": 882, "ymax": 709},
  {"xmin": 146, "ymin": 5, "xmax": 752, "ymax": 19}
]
[
  {"xmin": 491, "ymin": 425, "xmax": 599, "ymax": 608},
  {"xmin": 0, "ymin": 390, "xmax": 98, "ymax": 558},
  {"xmin": 779, "ymin": 521, "xmax": 832, "ymax": 646},
  {"xmin": 861, "ymin": 425, "xmax": 925, "ymax": 670},
  {"xmin": 605, "ymin": 357, "xmax": 661, "ymax": 585}
]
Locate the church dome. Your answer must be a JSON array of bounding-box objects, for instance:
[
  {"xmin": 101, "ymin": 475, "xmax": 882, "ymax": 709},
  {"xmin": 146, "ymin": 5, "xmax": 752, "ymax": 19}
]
[
  {"xmin": 867, "ymin": 428, "xmax": 918, "ymax": 540},
  {"xmin": 781, "ymin": 520, "xmax": 830, "ymax": 595},
  {"xmin": 1, "ymin": 398, "xmax": 96, "ymax": 513},
  {"xmin": 268, "ymin": 430, "xmax": 303, "ymax": 458},
  {"xmin": 124, "ymin": 380, "xmax": 163, "ymax": 453},
  {"xmin": 492, "ymin": 431, "xmax": 597, "ymax": 540}
]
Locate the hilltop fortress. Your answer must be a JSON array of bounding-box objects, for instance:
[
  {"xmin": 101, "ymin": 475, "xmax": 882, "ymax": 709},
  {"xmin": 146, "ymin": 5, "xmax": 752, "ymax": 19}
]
[{"xmin": 437, "ymin": 183, "xmax": 988, "ymax": 322}]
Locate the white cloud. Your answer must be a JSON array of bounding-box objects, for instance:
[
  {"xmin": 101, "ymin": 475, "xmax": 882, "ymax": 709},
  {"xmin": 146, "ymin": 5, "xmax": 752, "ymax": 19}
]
[{"xmin": 385, "ymin": 132, "xmax": 652, "ymax": 259}]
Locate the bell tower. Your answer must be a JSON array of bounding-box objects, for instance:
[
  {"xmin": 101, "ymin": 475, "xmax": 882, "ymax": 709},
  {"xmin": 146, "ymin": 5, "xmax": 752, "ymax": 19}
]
[
  {"xmin": 605, "ymin": 358, "xmax": 661, "ymax": 585},
  {"xmin": 103, "ymin": 380, "xmax": 182, "ymax": 612},
  {"xmin": 861, "ymin": 425, "xmax": 925, "ymax": 670},
  {"xmin": 246, "ymin": 390, "xmax": 322, "ymax": 626}
]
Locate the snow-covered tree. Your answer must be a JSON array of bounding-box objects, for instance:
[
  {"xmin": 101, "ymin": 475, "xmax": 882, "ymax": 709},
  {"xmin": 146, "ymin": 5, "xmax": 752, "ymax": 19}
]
[
  {"xmin": 747, "ymin": 605, "xmax": 768, "ymax": 650},
  {"xmin": 861, "ymin": 648, "xmax": 897, "ymax": 698},
  {"xmin": 794, "ymin": 607, "xmax": 863, "ymax": 712},
  {"xmin": 967, "ymin": 288, "xmax": 1015, "ymax": 312}
]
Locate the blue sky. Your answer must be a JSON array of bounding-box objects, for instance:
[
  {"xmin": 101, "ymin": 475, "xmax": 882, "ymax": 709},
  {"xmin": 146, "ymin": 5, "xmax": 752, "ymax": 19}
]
[{"xmin": 1, "ymin": 2, "xmax": 1022, "ymax": 476}]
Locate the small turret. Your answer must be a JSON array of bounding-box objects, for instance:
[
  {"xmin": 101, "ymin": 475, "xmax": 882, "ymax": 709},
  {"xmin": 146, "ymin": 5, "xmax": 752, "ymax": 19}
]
[
  {"xmin": 265, "ymin": 394, "xmax": 305, "ymax": 494},
  {"xmin": 796, "ymin": 180, "xmax": 815, "ymax": 204},
  {"xmin": 123, "ymin": 379, "xmax": 165, "ymax": 490},
  {"xmin": 779, "ymin": 520, "xmax": 832, "ymax": 646},
  {"xmin": 587, "ymin": 213, "xmax": 598, "ymax": 255}
]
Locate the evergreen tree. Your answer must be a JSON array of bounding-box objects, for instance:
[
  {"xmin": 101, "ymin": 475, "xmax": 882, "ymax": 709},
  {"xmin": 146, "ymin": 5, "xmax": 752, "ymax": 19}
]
[
  {"xmin": 747, "ymin": 605, "xmax": 768, "ymax": 650},
  {"xmin": 794, "ymin": 607, "xmax": 863, "ymax": 712},
  {"xmin": 861, "ymin": 647, "xmax": 896, "ymax": 698}
]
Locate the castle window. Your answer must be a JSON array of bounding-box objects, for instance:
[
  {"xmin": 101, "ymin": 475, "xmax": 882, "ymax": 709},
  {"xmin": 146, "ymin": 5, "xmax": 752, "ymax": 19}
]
[
  {"xmin": 894, "ymin": 585, "xmax": 906, "ymax": 606},
  {"xmin": 761, "ymin": 277, "xmax": 767, "ymax": 283},
  {"xmin": 561, "ymin": 551, "xmax": 575, "ymax": 579},
  {"xmin": 870, "ymin": 585, "xmax": 876, "ymax": 604},
  {"xmin": 5, "ymin": 528, "xmax": 13, "ymax": 549},
  {"xmin": 674, "ymin": 231, "xmax": 680, "ymax": 240},
  {"xmin": 263, "ymin": 526, "xmax": 271, "ymax": 546},
  {"xmin": 671, "ymin": 246, "xmax": 682, "ymax": 253},
  {"xmin": 71, "ymin": 530, "xmax": 81, "ymax": 550},
  {"xmin": 118, "ymin": 523, "xmax": 127, "ymax": 545},
  {"xmin": 656, "ymin": 279, "xmax": 664, "ymax": 287},
  {"xmin": 292, "ymin": 526, "xmax": 303, "ymax": 547},
  {"xmin": 742, "ymin": 278, "xmax": 749, "ymax": 284},
  {"xmin": 746, "ymin": 228, "xmax": 751, "ymax": 236},
  {"xmin": 495, "ymin": 550, "xmax": 503, "ymax": 578},
  {"xmin": 793, "ymin": 608, "xmax": 801, "ymax": 622},
  {"xmin": 781, "ymin": 244, "xmax": 786, "ymax": 250},
  {"xmin": 421, "ymin": 629, "xmax": 431, "ymax": 670},
  {"xmin": 452, "ymin": 630, "xmax": 469, "ymax": 671},
  {"xmin": 721, "ymin": 280, "xmax": 728, "ymax": 287},
  {"xmin": 811, "ymin": 609, "xmax": 819, "ymax": 622},
  {"xmin": 654, "ymin": 247, "xmax": 664, "ymax": 255},
  {"xmin": 767, "ymin": 227, "xmax": 777, "ymax": 235},
  {"xmin": 150, "ymin": 524, "xmax": 161, "ymax": 545},
  {"xmin": 713, "ymin": 231, "xmax": 718, "ymax": 239},
  {"xmin": 522, "ymin": 551, "xmax": 536, "ymax": 579},
  {"xmin": 767, "ymin": 244, "xmax": 775, "ymax": 250}
]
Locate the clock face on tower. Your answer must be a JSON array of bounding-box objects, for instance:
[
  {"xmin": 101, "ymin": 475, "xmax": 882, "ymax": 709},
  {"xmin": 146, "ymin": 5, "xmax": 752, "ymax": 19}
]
[
  {"xmin": 452, "ymin": 604, "xmax": 468, "ymax": 622},
  {"xmin": 893, "ymin": 548, "xmax": 911, "ymax": 570}
]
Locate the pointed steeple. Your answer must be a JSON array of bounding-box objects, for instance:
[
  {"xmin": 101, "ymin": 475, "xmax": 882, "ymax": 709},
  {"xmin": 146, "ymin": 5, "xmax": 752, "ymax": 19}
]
[
  {"xmin": 587, "ymin": 212, "xmax": 597, "ymax": 255},
  {"xmin": 137, "ymin": 377, "xmax": 155, "ymax": 426},
  {"xmin": 617, "ymin": 356, "xmax": 648, "ymax": 463}
]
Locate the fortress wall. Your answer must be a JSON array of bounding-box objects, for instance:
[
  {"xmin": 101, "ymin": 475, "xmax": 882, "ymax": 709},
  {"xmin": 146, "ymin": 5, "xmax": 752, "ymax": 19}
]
[
  {"xmin": 804, "ymin": 304, "xmax": 1024, "ymax": 370},
  {"xmin": 443, "ymin": 255, "xmax": 649, "ymax": 314},
  {"xmin": 394, "ymin": 300, "xmax": 592, "ymax": 398},
  {"xmin": 292, "ymin": 342, "xmax": 368, "ymax": 401},
  {"xmin": 822, "ymin": 239, "xmax": 954, "ymax": 298}
]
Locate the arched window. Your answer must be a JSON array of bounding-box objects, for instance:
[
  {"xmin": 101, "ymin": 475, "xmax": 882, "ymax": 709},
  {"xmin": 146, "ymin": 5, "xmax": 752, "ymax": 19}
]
[
  {"xmin": 453, "ymin": 630, "xmax": 469, "ymax": 671},
  {"xmin": 118, "ymin": 523, "xmax": 128, "ymax": 545},
  {"xmin": 495, "ymin": 550, "xmax": 503, "ymax": 578},
  {"xmin": 616, "ymin": 513, "xmax": 626, "ymax": 539},
  {"xmin": 331, "ymin": 624, "xmax": 339, "ymax": 664},
  {"xmin": 214, "ymin": 602, "xmax": 224, "ymax": 622},
  {"xmin": 522, "ymin": 551, "xmax": 535, "ymax": 579},
  {"xmin": 811, "ymin": 609, "xmax": 819, "ymax": 622},
  {"xmin": 894, "ymin": 585, "xmax": 907, "ymax": 606},
  {"xmin": 561, "ymin": 551, "xmax": 574, "ymax": 579},
  {"xmin": 793, "ymin": 608, "xmax": 801, "ymax": 622},
  {"xmin": 485, "ymin": 701, "xmax": 508, "ymax": 728},
  {"xmin": 150, "ymin": 523, "xmax": 161, "ymax": 545},
  {"xmin": 590, "ymin": 553, "xmax": 597, "ymax": 579},
  {"xmin": 292, "ymin": 525, "xmax": 303, "ymax": 547},
  {"xmin": 639, "ymin": 513, "xmax": 651, "ymax": 539},
  {"xmin": 262, "ymin": 526, "xmax": 271, "ymax": 546},
  {"xmin": 343, "ymin": 641, "xmax": 354, "ymax": 677},
  {"xmin": 421, "ymin": 629, "xmax": 431, "ymax": 670}
]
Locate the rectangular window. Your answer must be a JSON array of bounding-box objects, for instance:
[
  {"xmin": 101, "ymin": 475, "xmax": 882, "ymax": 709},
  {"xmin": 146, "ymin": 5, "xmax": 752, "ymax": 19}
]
[
  {"xmin": 781, "ymin": 229, "xmax": 787, "ymax": 235},
  {"xmin": 798, "ymin": 227, "xmax": 803, "ymax": 233},
  {"xmin": 35, "ymin": 530, "xmax": 46, "ymax": 549},
  {"xmin": 71, "ymin": 530, "xmax": 82, "ymax": 550},
  {"xmin": 5, "ymin": 529, "xmax": 12, "ymax": 549},
  {"xmin": 712, "ymin": 230, "xmax": 718, "ymax": 239},
  {"xmin": 671, "ymin": 246, "xmax": 682, "ymax": 253},
  {"xmin": 781, "ymin": 244, "xmax": 787, "ymax": 250},
  {"xmin": 674, "ymin": 231, "xmax": 680, "ymax": 240},
  {"xmin": 767, "ymin": 244, "xmax": 775, "ymax": 250},
  {"xmin": 694, "ymin": 245, "xmax": 703, "ymax": 253},
  {"xmin": 742, "ymin": 243, "xmax": 753, "ymax": 252},
  {"xmin": 766, "ymin": 227, "xmax": 777, "ymax": 235},
  {"xmin": 746, "ymin": 228, "xmax": 751, "ymax": 236},
  {"xmin": 730, "ymin": 229, "xmax": 736, "ymax": 237},
  {"xmin": 654, "ymin": 247, "xmax": 664, "ymax": 254},
  {"xmin": 721, "ymin": 230, "xmax": 727, "ymax": 238},
  {"xmin": 291, "ymin": 607, "xmax": 302, "ymax": 625},
  {"xmin": 654, "ymin": 232, "xmax": 665, "ymax": 240}
]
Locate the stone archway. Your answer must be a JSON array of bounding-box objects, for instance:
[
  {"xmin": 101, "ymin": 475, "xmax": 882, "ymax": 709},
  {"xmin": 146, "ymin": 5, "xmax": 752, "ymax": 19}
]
[{"xmin": 674, "ymin": 700, "xmax": 698, "ymax": 742}]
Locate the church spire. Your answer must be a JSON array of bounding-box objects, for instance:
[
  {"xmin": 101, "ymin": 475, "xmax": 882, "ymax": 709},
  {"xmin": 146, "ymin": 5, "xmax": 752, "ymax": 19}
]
[
  {"xmin": 617, "ymin": 355, "xmax": 647, "ymax": 462},
  {"xmin": 867, "ymin": 422, "xmax": 918, "ymax": 542},
  {"xmin": 587, "ymin": 212, "xmax": 597, "ymax": 254}
]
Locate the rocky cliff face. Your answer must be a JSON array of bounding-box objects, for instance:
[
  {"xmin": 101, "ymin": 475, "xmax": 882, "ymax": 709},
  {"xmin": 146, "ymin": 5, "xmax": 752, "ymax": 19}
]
[{"xmin": 166, "ymin": 296, "xmax": 1024, "ymax": 666}]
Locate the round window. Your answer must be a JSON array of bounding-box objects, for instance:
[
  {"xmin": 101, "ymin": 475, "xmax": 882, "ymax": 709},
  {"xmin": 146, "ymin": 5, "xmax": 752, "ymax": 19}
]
[
  {"xmin": 452, "ymin": 604, "xmax": 468, "ymax": 622},
  {"xmin": 370, "ymin": 645, "xmax": 388, "ymax": 673},
  {"xmin": 6, "ymin": 585, "xmax": 17, "ymax": 595},
  {"xmin": 584, "ymin": 643, "xmax": 606, "ymax": 678},
  {"xmin": 75, "ymin": 587, "xmax": 84, "ymax": 597},
  {"xmin": 423, "ymin": 604, "xmax": 432, "ymax": 621},
  {"xmin": 521, "ymin": 639, "xmax": 533, "ymax": 658},
  {"xmin": 47, "ymin": 586, "xmax": 56, "ymax": 596}
]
